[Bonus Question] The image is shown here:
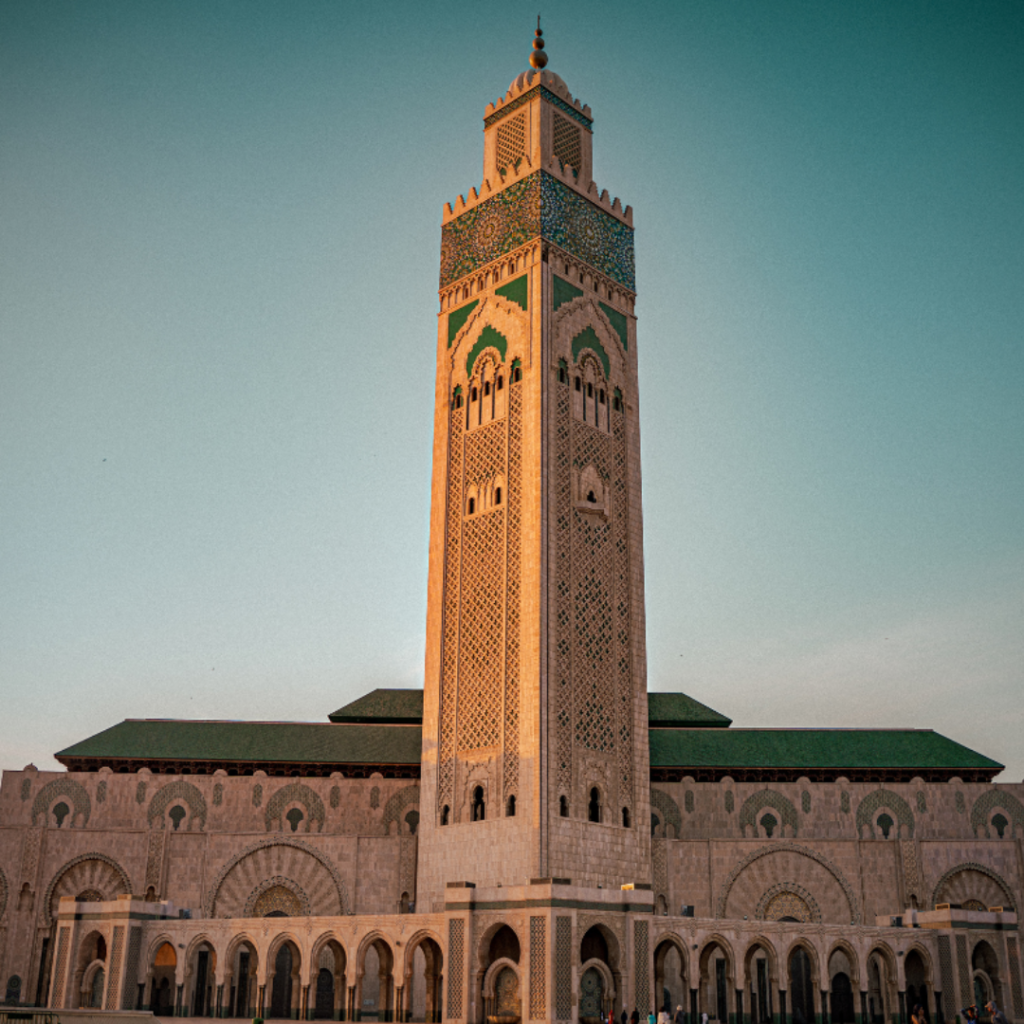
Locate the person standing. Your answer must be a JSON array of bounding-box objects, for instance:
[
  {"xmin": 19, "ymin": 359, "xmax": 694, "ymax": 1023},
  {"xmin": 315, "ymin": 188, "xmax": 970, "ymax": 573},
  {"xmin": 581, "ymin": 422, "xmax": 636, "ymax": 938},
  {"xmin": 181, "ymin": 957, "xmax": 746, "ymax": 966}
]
[
  {"xmin": 631, "ymin": 1008, "xmax": 641, "ymax": 1024},
  {"xmin": 621, "ymin": 1011, "xmax": 628, "ymax": 1024},
  {"xmin": 986, "ymin": 1002, "xmax": 1008, "ymax": 1024},
  {"xmin": 674, "ymin": 1005, "xmax": 686, "ymax": 1024}
]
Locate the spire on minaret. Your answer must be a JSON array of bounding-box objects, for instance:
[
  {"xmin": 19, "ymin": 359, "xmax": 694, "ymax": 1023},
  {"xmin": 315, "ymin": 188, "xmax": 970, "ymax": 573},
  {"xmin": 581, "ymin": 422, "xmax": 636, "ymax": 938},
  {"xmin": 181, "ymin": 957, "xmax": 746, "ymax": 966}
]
[{"xmin": 529, "ymin": 16, "xmax": 548, "ymax": 69}]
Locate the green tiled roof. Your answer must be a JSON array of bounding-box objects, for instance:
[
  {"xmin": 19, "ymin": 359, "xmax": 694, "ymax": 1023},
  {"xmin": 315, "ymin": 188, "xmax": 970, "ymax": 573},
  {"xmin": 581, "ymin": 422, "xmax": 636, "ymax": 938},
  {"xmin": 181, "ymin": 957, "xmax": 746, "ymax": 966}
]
[
  {"xmin": 328, "ymin": 688, "xmax": 424, "ymax": 724},
  {"xmin": 327, "ymin": 688, "xmax": 730, "ymax": 727},
  {"xmin": 649, "ymin": 728, "xmax": 1002, "ymax": 771},
  {"xmin": 648, "ymin": 691, "xmax": 731, "ymax": 728},
  {"xmin": 55, "ymin": 719, "xmax": 421, "ymax": 767}
]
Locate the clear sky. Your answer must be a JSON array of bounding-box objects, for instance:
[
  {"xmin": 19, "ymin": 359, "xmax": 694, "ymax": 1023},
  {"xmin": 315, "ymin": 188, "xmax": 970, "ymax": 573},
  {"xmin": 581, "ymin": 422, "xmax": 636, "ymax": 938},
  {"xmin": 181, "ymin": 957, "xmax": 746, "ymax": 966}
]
[{"xmin": 2, "ymin": 1, "xmax": 1022, "ymax": 780}]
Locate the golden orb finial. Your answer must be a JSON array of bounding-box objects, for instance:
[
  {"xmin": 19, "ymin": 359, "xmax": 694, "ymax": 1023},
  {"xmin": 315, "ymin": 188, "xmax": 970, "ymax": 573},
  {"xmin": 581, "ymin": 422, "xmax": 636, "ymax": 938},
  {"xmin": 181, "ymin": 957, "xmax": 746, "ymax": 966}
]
[{"xmin": 529, "ymin": 15, "xmax": 548, "ymax": 69}]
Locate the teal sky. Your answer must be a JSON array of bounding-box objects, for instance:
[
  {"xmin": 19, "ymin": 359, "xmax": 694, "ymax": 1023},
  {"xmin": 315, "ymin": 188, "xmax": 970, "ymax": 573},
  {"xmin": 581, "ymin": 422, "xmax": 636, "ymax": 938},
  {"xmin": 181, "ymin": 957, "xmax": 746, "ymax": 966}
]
[{"xmin": 2, "ymin": 2, "xmax": 1022, "ymax": 780}]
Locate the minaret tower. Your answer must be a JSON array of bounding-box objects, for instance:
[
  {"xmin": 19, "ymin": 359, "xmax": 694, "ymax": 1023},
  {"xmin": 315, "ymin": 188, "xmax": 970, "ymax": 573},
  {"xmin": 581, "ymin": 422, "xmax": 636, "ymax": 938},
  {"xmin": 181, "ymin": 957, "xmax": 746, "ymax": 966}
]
[{"xmin": 417, "ymin": 28, "xmax": 650, "ymax": 908}]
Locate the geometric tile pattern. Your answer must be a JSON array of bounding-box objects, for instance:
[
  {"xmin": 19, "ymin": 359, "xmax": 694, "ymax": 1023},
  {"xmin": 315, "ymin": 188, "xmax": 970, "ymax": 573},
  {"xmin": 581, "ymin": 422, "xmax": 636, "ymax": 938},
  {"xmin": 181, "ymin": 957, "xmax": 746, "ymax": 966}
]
[
  {"xmin": 634, "ymin": 919, "xmax": 650, "ymax": 1015},
  {"xmin": 447, "ymin": 918, "xmax": 464, "ymax": 1020},
  {"xmin": 739, "ymin": 790, "xmax": 798, "ymax": 838},
  {"xmin": 554, "ymin": 916, "xmax": 571, "ymax": 1021},
  {"xmin": 437, "ymin": 405, "xmax": 464, "ymax": 817},
  {"xmin": 612, "ymin": 407, "xmax": 633, "ymax": 807},
  {"xmin": 122, "ymin": 928, "xmax": 141, "ymax": 1010},
  {"xmin": 554, "ymin": 383, "xmax": 573, "ymax": 800},
  {"xmin": 955, "ymin": 935, "xmax": 970, "ymax": 1011},
  {"xmin": 31, "ymin": 778, "xmax": 91, "ymax": 828},
  {"xmin": 504, "ymin": 381, "xmax": 523, "ymax": 802},
  {"xmin": 53, "ymin": 927, "xmax": 70, "ymax": 1007},
  {"xmin": 937, "ymin": 935, "xmax": 954, "ymax": 1020},
  {"xmin": 855, "ymin": 789, "xmax": 914, "ymax": 839},
  {"xmin": 440, "ymin": 173, "xmax": 634, "ymax": 290},
  {"xmin": 1006, "ymin": 936, "xmax": 1023, "ymax": 1017},
  {"xmin": 552, "ymin": 114, "xmax": 581, "ymax": 172},
  {"xmin": 105, "ymin": 925, "xmax": 124, "ymax": 1010},
  {"xmin": 496, "ymin": 114, "xmax": 526, "ymax": 173},
  {"xmin": 458, "ymin": 420, "xmax": 507, "ymax": 752},
  {"xmin": 531, "ymin": 915, "xmax": 548, "ymax": 1020}
]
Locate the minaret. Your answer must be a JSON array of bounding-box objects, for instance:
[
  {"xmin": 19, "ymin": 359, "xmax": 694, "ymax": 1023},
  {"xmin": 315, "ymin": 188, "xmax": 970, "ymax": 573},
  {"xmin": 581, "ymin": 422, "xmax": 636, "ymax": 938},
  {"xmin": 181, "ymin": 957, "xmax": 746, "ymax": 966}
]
[{"xmin": 417, "ymin": 29, "xmax": 650, "ymax": 908}]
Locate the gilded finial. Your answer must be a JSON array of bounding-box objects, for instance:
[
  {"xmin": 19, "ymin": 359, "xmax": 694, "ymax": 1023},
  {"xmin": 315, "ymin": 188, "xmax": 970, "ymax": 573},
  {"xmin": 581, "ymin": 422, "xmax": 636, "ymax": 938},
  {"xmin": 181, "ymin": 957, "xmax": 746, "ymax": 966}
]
[{"xmin": 529, "ymin": 15, "xmax": 548, "ymax": 69}]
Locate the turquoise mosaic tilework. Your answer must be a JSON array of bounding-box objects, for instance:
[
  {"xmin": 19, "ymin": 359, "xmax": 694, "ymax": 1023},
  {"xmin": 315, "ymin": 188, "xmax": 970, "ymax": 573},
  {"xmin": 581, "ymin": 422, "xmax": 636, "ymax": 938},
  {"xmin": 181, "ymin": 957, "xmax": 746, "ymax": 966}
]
[
  {"xmin": 540, "ymin": 175, "xmax": 635, "ymax": 290},
  {"xmin": 484, "ymin": 86, "xmax": 593, "ymax": 131},
  {"xmin": 440, "ymin": 172, "xmax": 635, "ymax": 291}
]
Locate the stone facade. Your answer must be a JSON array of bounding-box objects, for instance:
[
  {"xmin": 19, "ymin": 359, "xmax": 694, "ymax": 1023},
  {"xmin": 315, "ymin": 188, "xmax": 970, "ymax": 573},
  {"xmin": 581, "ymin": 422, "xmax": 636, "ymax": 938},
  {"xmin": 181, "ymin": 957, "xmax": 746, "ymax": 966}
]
[{"xmin": 1, "ymin": 52, "xmax": 1022, "ymax": 1024}]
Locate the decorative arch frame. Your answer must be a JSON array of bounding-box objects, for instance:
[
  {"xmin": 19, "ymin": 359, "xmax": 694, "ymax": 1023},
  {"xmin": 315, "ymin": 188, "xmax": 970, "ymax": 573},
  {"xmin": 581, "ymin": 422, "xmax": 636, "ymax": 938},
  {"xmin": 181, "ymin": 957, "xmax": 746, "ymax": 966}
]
[
  {"xmin": 223, "ymin": 932, "xmax": 260, "ymax": 975},
  {"xmin": 739, "ymin": 790, "xmax": 800, "ymax": 838},
  {"xmin": 552, "ymin": 297, "xmax": 627, "ymax": 383},
  {"xmin": 475, "ymin": 920, "xmax": 524, "ymax": 970},
  {"xmin": 381, "ymin": 785, "xmax": 420, "ymax": 835},
  {"xmin": 449, "ymin": 293, "xmax": 527, "ymax": 370},
  {"xmin": 482, "ymin": 957, "xmax": 521, "ymax": 1000},
  {"xmin": 579, "ymin": 956, "xmax": 617, "ymax": 1001},
  {"xmin": 970, "ymin": 790, "xmax": 1024, "ymax": 838},
  {"xmin": 182, "ymin": 933, "xmax": 218, "ymax": 980},
  {"xmin": 650, "ymin": 789, "xmax": 683, "ymax": 837},
  {"xmin": 652, "ymin": 932, "xmax": 691, "ymax": 989},
  {"xmin": 825, "ymin": 940, "xmax": 861, "ymax": 988},
  {"xmin": 243, "ymin": 875, "xmax": 311, "ymax": 918},
  {"xmin": 741, "ymin": 936, "xmax": 780, "ymax": 988},
  {"xmin": 44, "ymin": 852, "xmax": 132, "ymax": 919},
  {"xmin": 755, "ymin": 882, "xmax": 822, "ymax": 924},
  {"xmin": 147, "ymin": 780, "xmax": 207, "ymax": 831},
  {"xmin": 32, "ymin": 778, "xmax": 91, "ymax": 828},
  {"xmin": 81, "ymin": 958, "xmax": 106, "ymax": 1006},
  {"xmin": 203, "ymin": 837, "xmax": 349, "ymax": 917},
  {"xmin": 698, "ymin": 933, "xmax": 737, "ymax": 972},
  {"xmin": 901, "ymin": 943, "xmax": 935, "ymax": 989},
  {"xmin": 264, "ymin": 783, "xmax": 325, "ymax": 833},
  {"xmin": 866, "ymin": 942, "xmax": 898, "ymax": 982},
  {"xmin": 716, "ymin": 843, "xmax": 862, "ymax": 923},
  {"xmin": 264, "ymin": 929, "xmax": 303, "ymax": 983},
  {"xmin": 782, "ymin": 936, "xmax": 823, "ymax": 986},
  {"xmin": 354, "ymin": 931, "xmax": 395, "ymax": 983},
  {"xmin": 856, "ymin": 790, "xmax": 915, "ymax": 839},
  {"xmin": 401, "ymin": 929, "xmax": 445, "ymax": 983},
  {"xmin": 146, "ymin": 933, "xmax": 179, "ymax": 971},
  {"xmin": 930, "ymin": 862, "xmax": 1016, "ymax": 911},
  {"xmin": 577, "ymin": 919, "xmax": 623, "ymax": 971}
]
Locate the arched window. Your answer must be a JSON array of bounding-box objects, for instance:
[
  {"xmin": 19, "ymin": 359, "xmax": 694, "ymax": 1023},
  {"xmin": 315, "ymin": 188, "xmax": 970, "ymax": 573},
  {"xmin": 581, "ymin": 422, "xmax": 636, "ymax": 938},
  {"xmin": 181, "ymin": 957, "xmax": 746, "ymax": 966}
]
[
  {"xmin": 506, "ymin": 795, "xmax": 516, "ymax": 817},
  {"xmin": 588, "ymin": 788, "xmax": 601, "ymax": 823},
  {"xmin": 441, "ymin": 805, "xmax": 449, "ymax": 826},
  {"xmin": 557, "ymin": 360, "xmax": 568, "ymax": 384},
  {"xmin": 467, "ymin": 497, "xmax": 475, "ymax": 515},
  {"xmin": 484, "ymin": 381, "xmax": 491, "ymax": 396},
  {"xmin": 472, "ymin": 787, "xmax": 485, "ymax": 822},
  {"xmin": 599, "ymin": 388, "xmax": 606, "ymax": 404},
  {"xmin": 622, "ymin": 807, "xmax": 631, "ymax": 828},
  {"xmin": 513, "ymin": 365, "xmax": 522, "ymax": 382},
  {"xmin": 559, "ymin": 795, "xmax": 569, "ymax": 818},
  {"xmin": 574, "ymin": 376, "xmax": 581, "ymax": 391},
  {"xmin": 168, "ymin": 805, "xmax": 186, "ymax": 831},
  {"xmin": 496, "ymin": 375, "xmax": 504, "ymax": 390},
  {"xmin": 587, "ymin": 382, "xmax": 593, "ymax": 397},
  {"xmin": 52, "ymin": 802, "xmax": 70, "ymax": 827},
  {"xmin": 494, "ymin": 487, "xmax": 502, "ymax": 505},
  {"xmin": 471, "ymin": 387, "xmax": 478, "ymax": 401}
]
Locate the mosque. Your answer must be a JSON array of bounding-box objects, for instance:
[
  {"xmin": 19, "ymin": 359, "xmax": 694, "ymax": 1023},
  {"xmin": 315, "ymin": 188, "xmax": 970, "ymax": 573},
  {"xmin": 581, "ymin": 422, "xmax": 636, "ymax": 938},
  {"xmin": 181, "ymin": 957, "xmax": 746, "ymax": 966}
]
[{"xmin": 1, "ymin": 28, "xmax": 1021, "ymax": 1024}]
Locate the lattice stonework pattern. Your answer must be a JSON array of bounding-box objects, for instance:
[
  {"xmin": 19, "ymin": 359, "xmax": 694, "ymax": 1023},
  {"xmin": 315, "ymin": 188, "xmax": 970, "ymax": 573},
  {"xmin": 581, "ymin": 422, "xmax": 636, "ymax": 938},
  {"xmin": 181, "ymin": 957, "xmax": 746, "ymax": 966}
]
[
  {"xmin": 554, "ymin": 916, "xmax": 572, "ymax": 1021},
  {"xmin": 554, "ymin": 383, "xmax": 573, "ymax": 800},
  {"xmin": 553, "ymin": 114, "xmax": 581, "ymax": 172},
  {"xmin": 440, "ymin": 172, "xmax": 634, "ymax": 290},
  {"xmin": 937, "ymin": 935, "xmax": 954, "ymax": 1020},
  {"xmin": 497, "ymin": 113, "xmax": 526, "ymax": 171},
  {"xmin": 459, "ymin": 419, "xmax": 508, "ymax": 752},
  {"xmin": 437, "ymin": 405, "xmax": 464, "ymax": 816},
  {"xmin": 634, "ymin": 919, "xmax": 650, "ymax": 1015},
  {"xmin": 447, "ymin": 918, "xmax": 465, "ymax": 1020},
  {"xmin": 531, "ymin": 916, "xmax": 548, "ymax": 1020},
  {"xmin": 105, "ymin": 925, "xmax": 125, "ymax": 1009},
  {"xmin": 612, "ymin": 407, "xmax": 633, "ymax": 803},
  {"xmin": 122, "ymin": 928, "xmax": 141, "ymax": 1010},
  {"xmin": 53, "ymin": 927, "xmax": 70, "ymax": 1007},
  {"xmin": 504, "ymin": 381, "xmax": 523, "ymax": 800},
  {"xmin": 956, "ymin": 934, "xmax": 970, "ymax": 1007},
  {"xmin": 1007, "ymin": 936, "xmax": 1024, "ymax": 1017}
]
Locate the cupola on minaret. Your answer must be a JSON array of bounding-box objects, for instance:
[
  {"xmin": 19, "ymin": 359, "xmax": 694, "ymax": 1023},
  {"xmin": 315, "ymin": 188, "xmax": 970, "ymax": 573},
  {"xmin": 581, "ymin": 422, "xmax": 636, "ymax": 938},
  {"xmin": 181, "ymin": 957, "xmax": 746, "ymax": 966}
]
[{"xmin": 418, "ymin": 31, "xmax": 649, "ymax": 907}]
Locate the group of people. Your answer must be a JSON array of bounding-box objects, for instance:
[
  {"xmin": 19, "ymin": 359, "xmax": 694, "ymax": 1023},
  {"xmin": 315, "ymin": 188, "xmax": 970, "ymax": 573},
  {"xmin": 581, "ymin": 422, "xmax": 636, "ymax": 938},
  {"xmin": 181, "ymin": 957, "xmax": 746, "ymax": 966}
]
[
  {"xmin": 960, "ymin": 1002, "xmax": 1009, "ymax": 1024},
  {"xmin": 600, "ymin": 1002, "xmax": 1009, "ymax": 1024}
]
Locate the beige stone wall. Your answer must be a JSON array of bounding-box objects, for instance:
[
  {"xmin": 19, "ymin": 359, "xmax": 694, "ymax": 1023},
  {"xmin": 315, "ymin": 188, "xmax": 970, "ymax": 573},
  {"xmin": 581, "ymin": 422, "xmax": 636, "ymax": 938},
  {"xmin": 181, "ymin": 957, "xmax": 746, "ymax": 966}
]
[
  {"xmin": 649, "ymin": 778, "xmax": 1024, "ymax": 927},
  {"xmin": 0, "ymin": 768, "xmax": 418, "ymax": 1004}
]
